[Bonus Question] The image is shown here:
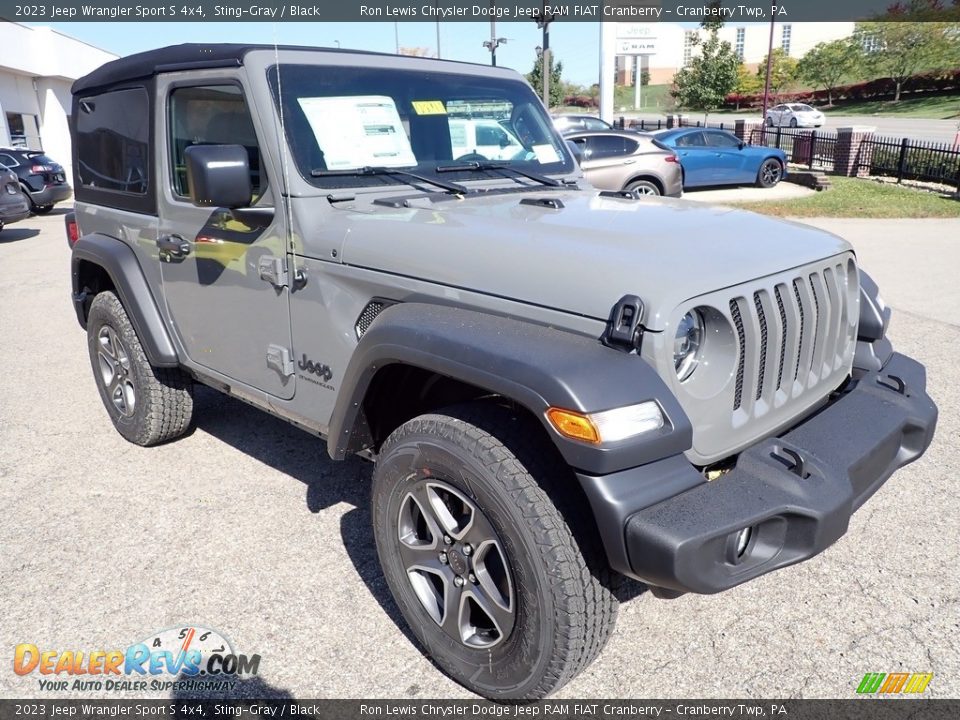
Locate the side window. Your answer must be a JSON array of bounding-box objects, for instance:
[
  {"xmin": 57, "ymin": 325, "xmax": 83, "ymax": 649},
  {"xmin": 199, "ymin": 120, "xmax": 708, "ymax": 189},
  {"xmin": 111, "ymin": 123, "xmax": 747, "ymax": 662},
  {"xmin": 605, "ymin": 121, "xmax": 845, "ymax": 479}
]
[
  {"xmin": 585, "ymin": 135, "xmax": 627, "ymax": 160},
  {"xmin": 705, "ymin": 132, "xmax": 741, "ymax": 149},
  {"xmin": 675, "ymin": 132, "xmax": 706, "ymax": 148},
  {"xmin": 169, "ymin": 84, "xmax": 265, "ymax": 200},
  {"xmin": 622, "ymin": 138, "xmax": 640, "ymax": 155},
  {"xmin": 74, "ymin": 88, "xmax": 150, "ymax": 195},
  {"xmin": 0, "ymin": 153, "xmax": 18, "ymax": 167}
]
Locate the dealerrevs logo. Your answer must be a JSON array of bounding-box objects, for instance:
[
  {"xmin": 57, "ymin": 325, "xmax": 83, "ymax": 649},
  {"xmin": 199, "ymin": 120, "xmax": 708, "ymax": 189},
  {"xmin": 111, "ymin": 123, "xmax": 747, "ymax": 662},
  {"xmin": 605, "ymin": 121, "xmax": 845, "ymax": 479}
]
[{"xmin": 14, "ymin": 625, "xmax": 260, "ymax": 693}]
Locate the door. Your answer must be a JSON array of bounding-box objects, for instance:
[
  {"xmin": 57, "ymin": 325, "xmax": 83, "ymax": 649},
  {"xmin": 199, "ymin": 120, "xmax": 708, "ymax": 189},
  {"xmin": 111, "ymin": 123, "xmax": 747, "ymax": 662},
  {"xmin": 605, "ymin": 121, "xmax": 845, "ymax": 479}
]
[
  {"xmin": 578, "ymin": 135, "xmax": 639, "ymax": 190},
  {"xmin": 156, "ymin": 76, "xmax": 295, "ymax": 399},
  {"xmin": 703, "ymin": 131, "xmax": 750, "ymax": 184},
  {"xmin": 673, "ymin": 131, "xmax": 712, "ymax": 187}
]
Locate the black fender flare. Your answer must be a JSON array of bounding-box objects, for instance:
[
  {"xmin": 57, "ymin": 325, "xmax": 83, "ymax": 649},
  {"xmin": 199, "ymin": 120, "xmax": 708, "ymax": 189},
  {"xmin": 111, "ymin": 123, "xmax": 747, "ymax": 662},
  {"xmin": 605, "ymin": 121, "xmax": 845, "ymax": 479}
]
[
  {"xmin": 327, "ymin": 303, "xmax": 692, "ymax": 475},
  {"xmin": 71, "ymin": 233, "xmax": 179, "ymax": 367}
]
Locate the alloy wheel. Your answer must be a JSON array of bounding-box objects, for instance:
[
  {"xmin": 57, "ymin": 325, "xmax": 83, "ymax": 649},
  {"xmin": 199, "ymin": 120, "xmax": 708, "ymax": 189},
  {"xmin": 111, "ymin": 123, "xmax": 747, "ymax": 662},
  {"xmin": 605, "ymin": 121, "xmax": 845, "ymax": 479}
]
[
  {"xmin": 97, "ymin": 325, "xmax": 136, "ymax": 417},
  {"xmin": 397, "ymin": 479, "xmax": 515, "ymax": 649},
  {"xmin": 761, "ymin": 161, "xmax": 782, "ymax": 186}
]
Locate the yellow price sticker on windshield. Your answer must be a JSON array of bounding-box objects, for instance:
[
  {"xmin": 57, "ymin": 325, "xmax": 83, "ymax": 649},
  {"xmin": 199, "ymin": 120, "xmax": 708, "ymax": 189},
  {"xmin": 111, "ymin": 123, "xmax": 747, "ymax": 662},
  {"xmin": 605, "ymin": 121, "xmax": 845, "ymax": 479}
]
[{"xmin": 412, "ymin": 100, "xmax": 447, "ymax": 115}]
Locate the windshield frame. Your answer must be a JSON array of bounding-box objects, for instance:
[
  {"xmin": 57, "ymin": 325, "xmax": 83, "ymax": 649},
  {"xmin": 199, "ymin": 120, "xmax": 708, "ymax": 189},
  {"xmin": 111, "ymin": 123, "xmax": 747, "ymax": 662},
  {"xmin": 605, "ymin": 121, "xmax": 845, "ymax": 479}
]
[{"xmin": 266, "ymin": 61, "xmax": 576, "ymax": 191}]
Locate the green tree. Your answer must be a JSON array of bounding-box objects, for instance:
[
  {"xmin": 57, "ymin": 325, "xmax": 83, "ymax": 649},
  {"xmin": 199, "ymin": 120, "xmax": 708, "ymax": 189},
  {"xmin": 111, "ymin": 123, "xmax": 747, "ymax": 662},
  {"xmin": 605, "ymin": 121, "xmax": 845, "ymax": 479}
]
[
  {"xmin": 527, "ymin": 54, "xmax": 564, "ymax": 109},
  {"xmin": 797, "ymin": 39, "xmax": 862, "ymax": 106},
  {"xmin": 730, "ymin": 64, "xmax": 763, "ymax": 110},
  {"xmin": 671, "ymin": 32, "xmax": 740, "ymax": 123},
  {"xmin": 854, "ymin": 20, "xmax": 957, "ymax": 101},
  {"xmin": 756, "ymin": 48, "xmax": 799, "ymax": 98}
]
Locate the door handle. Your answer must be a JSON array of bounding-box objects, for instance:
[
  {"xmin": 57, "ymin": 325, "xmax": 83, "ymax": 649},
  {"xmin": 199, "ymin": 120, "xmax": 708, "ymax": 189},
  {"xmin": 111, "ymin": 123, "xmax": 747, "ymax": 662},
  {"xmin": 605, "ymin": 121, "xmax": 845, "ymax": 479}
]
[
  {"xmin": 157, "ymin": 234, "xmax": 191, "ymax": 258},
  {"xmin": 622, "ymin": 159, "xmax": 636, "ymax": 165}
]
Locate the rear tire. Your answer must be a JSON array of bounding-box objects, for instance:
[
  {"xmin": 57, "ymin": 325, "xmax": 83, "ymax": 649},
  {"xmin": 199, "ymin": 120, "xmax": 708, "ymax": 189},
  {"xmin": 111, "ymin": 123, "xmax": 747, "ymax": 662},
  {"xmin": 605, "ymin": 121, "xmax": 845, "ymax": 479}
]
[
  {"xmin": 756, "ymin": 158, "xmax": 784, "ymax": 188},
  {"xmin": 86, "ymin": 291, "xmax": 193, "ymax": 446},
  {"xmin": 372, "ymin": 404, "xmax": 618, "ymax": 699},
  {"xmin": 624, "ymin": 179, "xmax": 661, "ymax": 196}
]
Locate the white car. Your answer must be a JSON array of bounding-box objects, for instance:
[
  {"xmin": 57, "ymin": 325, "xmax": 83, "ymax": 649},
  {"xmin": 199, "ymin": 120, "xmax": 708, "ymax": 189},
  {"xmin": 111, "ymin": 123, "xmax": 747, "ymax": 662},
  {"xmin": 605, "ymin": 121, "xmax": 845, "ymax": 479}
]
[
  {"xmin": 765, "ymin": 103, "xmax": 825, "ymax": 128},
  {"xmin": 448, "ymin": 118, "xmax": 523, "ymax": 161}
]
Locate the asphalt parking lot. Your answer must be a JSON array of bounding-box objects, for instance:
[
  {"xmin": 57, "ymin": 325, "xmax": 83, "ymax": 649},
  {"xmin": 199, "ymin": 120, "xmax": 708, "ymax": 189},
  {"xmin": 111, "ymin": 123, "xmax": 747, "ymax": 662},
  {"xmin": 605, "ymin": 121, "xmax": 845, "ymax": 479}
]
[{"xmin": 1, "ymin": 209, "xmax": 958, "ymax": 700}]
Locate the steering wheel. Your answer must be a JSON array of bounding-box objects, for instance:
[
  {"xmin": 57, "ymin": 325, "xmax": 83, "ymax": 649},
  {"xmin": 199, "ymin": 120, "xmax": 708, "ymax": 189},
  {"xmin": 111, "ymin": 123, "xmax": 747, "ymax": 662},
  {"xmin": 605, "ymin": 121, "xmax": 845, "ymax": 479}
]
[{"xmin": 455, "ymin": 153, "xmax": 489, "ymax": 162}]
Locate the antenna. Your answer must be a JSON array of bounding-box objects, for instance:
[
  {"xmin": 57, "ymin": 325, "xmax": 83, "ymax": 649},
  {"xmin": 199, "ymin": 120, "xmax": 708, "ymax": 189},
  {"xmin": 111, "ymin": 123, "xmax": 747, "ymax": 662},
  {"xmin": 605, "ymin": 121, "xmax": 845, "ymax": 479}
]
[{"xmin": 271, "ymin": 24, "xmax": 301, "ymax": 285}]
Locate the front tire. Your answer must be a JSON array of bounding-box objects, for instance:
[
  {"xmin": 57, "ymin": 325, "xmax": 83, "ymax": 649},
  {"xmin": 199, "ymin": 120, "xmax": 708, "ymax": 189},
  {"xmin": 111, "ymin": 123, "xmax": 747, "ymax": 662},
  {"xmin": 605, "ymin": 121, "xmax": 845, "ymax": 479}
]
[
  {"xmin": 372, "ymin": 405, "xmax": 618, "ymax": 699},
  {"xmin": 86, "ymin": 291, "xmax": 193, "ymax": 446},
  {"xmin": 756, "ymin": 158, "xmax": 784, "ymax": 188}
]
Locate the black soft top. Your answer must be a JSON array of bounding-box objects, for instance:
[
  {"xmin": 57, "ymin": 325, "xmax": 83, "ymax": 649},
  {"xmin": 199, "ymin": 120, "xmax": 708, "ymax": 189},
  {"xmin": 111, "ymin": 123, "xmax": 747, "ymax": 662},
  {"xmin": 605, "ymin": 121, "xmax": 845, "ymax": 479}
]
[{"xmin": 71, "ymin": 43, "xmax": 396, "ymax": 95}]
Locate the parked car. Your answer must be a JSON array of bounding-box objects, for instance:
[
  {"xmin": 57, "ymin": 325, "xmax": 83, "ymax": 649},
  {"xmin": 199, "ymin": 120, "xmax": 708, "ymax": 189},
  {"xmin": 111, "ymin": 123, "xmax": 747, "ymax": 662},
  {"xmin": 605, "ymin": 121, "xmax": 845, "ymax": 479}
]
[
  {"xmin": 765, "ymin": 103, "xmax": 825, "ymax": 128},
  {"xmin": 552, "ymin": 114, "xmax": 613, "ymax": 134},
  {"xmin": 0, "ymin": 148, "xmax": 72, "ymax": 214},
  {"xmin": 449, "ymin": 118, "xmax": 524, "ymax": 162},
  {"xmin": 653, "ymin": 128, "xmax": 788, "ymax": 189},
  {"xmin": 0, "ymin": 163, "xmax": 30, "ymax": 232},
  {"xmin": 566, "ymin": 130, "xmax": 682, "ymax": 196}
]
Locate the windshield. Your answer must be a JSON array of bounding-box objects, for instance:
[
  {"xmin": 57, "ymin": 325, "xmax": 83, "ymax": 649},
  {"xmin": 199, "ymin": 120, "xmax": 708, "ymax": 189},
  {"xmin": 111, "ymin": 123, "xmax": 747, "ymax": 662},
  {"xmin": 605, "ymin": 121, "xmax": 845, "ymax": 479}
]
[{"xmin": 268, "ymin": 64, "xmax": 573, "ymax": 189}]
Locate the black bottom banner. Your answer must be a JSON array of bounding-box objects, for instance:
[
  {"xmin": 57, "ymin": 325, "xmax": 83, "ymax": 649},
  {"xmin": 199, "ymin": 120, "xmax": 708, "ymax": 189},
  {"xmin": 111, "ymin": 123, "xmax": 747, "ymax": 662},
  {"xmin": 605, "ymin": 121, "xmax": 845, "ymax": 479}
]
[{"xmin": 0, "ymin": 700, "xmax": 959, "ymax": 720}]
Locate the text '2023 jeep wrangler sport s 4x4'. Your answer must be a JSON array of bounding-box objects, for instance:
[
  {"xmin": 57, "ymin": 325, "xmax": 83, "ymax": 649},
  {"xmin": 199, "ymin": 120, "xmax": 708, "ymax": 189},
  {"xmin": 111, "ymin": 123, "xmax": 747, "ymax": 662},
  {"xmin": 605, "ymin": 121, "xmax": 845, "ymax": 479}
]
[{"xmin": 68, "ymin": 45, "xmax": 937, "ymax": 700}]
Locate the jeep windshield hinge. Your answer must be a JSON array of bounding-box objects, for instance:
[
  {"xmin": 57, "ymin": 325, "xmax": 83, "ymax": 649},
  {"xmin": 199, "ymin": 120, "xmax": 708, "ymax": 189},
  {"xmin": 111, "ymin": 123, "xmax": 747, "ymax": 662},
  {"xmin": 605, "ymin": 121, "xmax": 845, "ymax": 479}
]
[
  {"xmin": 258, "ymin": 255, "xmax": 289, "ymax": 288},
  {"xmin": 266, "ymin": 344, "xmax": 295, "ymax": 377}
]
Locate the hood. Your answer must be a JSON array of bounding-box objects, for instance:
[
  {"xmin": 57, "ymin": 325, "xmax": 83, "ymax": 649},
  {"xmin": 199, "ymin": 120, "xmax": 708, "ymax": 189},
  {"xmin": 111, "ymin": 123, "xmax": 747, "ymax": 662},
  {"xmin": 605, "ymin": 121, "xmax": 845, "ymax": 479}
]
[{"xmin": 339, "ymin": 190, "xmax": 851, "ymax": 327}]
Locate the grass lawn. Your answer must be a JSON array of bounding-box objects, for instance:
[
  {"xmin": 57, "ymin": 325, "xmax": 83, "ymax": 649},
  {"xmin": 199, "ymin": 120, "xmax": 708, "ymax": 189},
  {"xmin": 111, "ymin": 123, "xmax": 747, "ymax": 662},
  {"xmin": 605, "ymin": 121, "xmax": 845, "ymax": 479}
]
[
  {"xmin": 823, "ymin": 92, "xmax": 960, "ymax": 119},
  {"xmin": 732, "ymin": 176, "xmax": 960, "ymax": 218}
]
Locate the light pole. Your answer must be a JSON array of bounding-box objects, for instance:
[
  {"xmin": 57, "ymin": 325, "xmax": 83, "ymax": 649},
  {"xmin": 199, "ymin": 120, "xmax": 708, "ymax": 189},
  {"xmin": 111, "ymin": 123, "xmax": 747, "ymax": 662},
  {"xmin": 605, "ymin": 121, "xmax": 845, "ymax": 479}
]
[
  {"xmin": 483, "ymin": 20, "xmax": 507, "ymax": 66},
  {"xmin": 760, "ymin": 4, "xmax": 776, "ymax": 138},
  {"xmin": 532, "ymin": 3, "xmax": 555, "ymax": 109},
  {"xmin": 334, "ymin": 40, "xmax": 341, "ymax": 49}
]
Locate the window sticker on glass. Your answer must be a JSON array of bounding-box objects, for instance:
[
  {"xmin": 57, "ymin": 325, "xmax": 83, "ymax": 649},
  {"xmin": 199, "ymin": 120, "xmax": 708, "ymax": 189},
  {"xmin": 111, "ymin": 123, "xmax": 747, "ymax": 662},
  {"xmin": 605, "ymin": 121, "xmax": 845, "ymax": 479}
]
[
  {"xmin": 297, "ymin": 95, "xmax": 416, "ymax": 169},
  {"xmin": 532, "ymin": 144, "xmax": 560, "ymax": 164},
  {"xmin": 411, "ymin": 100, "xmax": 446, "ymax": 115}
]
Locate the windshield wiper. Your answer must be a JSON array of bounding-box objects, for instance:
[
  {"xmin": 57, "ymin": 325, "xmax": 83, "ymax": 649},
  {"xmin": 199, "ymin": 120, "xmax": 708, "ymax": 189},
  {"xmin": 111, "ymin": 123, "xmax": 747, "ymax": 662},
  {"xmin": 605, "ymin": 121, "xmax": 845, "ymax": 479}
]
[
  {"xmin": 310, "ymin": 166, "xmax": 467, "ymax": 195},
  {"xmin": 435, "ymin": 160, "xmax": 563, "ymax": 188}
]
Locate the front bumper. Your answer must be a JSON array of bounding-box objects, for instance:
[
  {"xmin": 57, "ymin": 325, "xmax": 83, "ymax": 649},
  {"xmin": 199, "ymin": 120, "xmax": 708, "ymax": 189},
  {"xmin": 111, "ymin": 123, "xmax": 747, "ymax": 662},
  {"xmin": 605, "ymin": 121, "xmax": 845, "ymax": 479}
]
[{"xmin": 578, "ymin": 352, "xmax": 937, "ymax": 594}]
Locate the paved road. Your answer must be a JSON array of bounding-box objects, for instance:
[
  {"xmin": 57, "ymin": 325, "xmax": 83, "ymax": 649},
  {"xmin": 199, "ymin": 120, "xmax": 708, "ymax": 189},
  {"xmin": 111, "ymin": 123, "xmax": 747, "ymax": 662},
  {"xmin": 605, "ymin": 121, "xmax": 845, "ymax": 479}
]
[
  {"xmin": 626, "ymin": 112, "xmax": 960, "ymax": 145},
  {"xmin": 1, "ymin": 211, "xmax": 957, "ymax": 700}
]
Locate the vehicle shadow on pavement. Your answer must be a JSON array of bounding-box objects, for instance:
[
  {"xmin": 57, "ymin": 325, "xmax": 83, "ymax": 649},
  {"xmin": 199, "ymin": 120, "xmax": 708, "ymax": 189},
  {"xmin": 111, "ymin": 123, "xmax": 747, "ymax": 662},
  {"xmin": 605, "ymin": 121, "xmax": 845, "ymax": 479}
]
[
  {"xmin": 191, "ymin": 386, "xmax": 418, "ymax": 645},
  {"xmin": 0, "ymin": 227, "xmax": 40, "ymax": 242},
  {"xmin": 172, "ymin": 673, "xmax": 298, "ymax": 701}
]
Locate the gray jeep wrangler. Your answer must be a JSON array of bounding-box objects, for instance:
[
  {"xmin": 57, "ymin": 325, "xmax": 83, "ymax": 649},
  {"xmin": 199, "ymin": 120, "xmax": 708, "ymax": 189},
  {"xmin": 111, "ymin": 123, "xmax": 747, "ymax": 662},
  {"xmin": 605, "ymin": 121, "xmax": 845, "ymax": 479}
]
[{"xmin": 68, "ymin": 44, "xmax": 937, "ymax": 699}]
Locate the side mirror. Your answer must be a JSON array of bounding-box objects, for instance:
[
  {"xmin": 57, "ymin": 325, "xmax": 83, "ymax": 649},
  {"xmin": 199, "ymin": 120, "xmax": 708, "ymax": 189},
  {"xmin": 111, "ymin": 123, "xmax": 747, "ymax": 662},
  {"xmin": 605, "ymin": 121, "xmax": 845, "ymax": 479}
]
[
  {"xmin": 738, "ymin": 141, "xmax": 746, "ymax": 150},
  {"xmin": 184, "ymin": 144, "xmax": 252, "ymax": 209},
  {"xmin": 566, "ymin": 140, "xmax": 584, "ymax": 165}
]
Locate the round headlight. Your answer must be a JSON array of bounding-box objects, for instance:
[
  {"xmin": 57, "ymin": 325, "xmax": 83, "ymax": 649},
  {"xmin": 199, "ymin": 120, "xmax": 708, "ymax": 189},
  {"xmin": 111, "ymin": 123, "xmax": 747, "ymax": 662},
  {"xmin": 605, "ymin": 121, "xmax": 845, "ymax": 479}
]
[{"xmin": 674, "ymin": 310, "xmax": 704, "ymax": 382}]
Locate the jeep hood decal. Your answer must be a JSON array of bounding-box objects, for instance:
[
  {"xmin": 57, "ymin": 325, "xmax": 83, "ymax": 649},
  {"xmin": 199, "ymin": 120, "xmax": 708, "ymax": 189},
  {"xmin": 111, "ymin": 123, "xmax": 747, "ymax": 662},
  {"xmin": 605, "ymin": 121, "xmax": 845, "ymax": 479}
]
[{"xmin": 339, "ymin": 192, "xmax": 852, "ymax": 324}]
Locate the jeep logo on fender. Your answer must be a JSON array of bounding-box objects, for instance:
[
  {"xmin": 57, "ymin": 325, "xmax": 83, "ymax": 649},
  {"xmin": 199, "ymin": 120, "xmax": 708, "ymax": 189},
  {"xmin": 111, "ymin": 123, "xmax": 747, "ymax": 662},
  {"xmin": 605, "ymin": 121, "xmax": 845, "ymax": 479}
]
[{"xmin": 298, "ymin": 354, "xmax": 333, "ymax": 382}]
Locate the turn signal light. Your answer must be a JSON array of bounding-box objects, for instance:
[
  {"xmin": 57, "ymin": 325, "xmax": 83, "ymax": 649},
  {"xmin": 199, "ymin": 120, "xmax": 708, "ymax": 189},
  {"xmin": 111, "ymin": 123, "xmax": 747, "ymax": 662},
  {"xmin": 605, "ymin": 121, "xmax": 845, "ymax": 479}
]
[{"xmin": 546, "ymin": 408, "xmax": 601, "ymax": 444}]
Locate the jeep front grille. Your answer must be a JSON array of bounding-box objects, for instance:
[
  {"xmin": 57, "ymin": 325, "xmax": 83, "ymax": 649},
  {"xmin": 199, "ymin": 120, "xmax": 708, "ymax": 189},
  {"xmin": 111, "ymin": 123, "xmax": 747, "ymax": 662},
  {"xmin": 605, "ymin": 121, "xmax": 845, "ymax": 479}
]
[
  {"xmin": 672, "ymin": 253, "xmax": 859, "ymax": 465},
  {"xmin": 729, "ymin": 259, "xmax": 856, "ymax": 418}
]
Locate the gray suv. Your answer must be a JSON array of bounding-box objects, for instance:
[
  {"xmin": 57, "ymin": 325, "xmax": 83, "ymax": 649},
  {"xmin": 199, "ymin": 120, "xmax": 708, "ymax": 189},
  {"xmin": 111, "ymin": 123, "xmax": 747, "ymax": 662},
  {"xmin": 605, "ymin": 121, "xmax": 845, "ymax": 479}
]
[{"xmin": 68, "ymin": 45, "xmax": 937, "ymax": 700}]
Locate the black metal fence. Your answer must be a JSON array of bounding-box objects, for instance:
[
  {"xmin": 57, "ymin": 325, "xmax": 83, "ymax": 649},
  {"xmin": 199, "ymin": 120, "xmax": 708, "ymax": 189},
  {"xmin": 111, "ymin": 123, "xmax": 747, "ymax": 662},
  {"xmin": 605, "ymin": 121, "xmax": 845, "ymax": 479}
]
[
  {"xmin": 612, "ymin": 115, "xmax": 960, "ymax": 191},
  {"xmin": 861, "ymin": 134, "xmax": 960, "ymax": 188}
]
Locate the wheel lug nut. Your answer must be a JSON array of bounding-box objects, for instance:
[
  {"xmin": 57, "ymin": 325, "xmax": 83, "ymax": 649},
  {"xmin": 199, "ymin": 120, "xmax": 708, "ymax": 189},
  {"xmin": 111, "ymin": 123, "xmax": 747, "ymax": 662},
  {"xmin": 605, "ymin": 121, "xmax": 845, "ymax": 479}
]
[
  {"xmin": 443, "ymin": 535, "xmax": 453, "ymax": 545},
  {"xmin": 454, "ymin": 576, "xmax": 465, "ymax": 587},
  {"xmin": 462, "ymin": 544, "xmax": 473, "ymax": 556},
  {"xmin": 439, "ymin": 552, "xmax": 448, "ymax": 564},
  {"xmin": 468, "ymin": 573, "xmax": 477, "ymax": 584}
]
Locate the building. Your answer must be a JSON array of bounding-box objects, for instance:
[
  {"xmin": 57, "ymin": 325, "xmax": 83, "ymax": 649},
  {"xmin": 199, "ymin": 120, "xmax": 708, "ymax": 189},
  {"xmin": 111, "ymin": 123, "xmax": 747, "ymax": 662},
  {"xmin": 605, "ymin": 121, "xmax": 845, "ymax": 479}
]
[
  {"xmin": 615, "ymin": 22, "xmax": 855, "ymax": 87},
  {"xmin": 0, "ymin": 23, "xmax": 118, "ymax": 179}
]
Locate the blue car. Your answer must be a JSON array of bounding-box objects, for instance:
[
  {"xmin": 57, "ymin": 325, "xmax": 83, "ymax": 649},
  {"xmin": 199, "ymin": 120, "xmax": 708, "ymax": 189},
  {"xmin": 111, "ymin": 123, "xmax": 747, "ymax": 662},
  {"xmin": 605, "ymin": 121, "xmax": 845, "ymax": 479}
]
[{"xmin": 653, "ymin": 128, "xmax": 788, "ymax": 189}]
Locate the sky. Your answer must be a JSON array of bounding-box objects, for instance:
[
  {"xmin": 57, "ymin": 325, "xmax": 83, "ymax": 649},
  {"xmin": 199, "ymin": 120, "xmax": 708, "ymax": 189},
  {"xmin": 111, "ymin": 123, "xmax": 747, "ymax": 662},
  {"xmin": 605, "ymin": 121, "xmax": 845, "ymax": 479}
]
[{"xmin": 32, "ymin": 21, "xmax": 616, "ymax": 86}]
